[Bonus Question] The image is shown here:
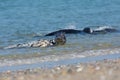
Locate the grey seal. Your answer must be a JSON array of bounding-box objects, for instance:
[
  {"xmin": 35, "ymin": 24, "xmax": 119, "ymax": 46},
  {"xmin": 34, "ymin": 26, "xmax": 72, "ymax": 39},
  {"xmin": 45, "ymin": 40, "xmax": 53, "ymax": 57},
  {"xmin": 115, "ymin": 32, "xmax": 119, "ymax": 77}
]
[
  {"xmin": 4, "ymin": 32, "xmax": 66, "ymax": 49},
  {"xmin": 45, "ymin": 26, "xmax": 117, "ymax": 36}
]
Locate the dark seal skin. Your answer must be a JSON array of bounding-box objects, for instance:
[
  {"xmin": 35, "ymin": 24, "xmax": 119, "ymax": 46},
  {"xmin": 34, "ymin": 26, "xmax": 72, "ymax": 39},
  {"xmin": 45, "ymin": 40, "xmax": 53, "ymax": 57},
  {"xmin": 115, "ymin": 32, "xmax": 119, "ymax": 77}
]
[
  {"xmin": 83, "ymin": 27, "xmax": 118, "ymax": 34},
  {"xmin": 45, "ymin": 29, "xmax": 81, "ymax": 36},
  {"xmin": 45, "ymin": 27, "xmax": 118, "ymax": 36}
]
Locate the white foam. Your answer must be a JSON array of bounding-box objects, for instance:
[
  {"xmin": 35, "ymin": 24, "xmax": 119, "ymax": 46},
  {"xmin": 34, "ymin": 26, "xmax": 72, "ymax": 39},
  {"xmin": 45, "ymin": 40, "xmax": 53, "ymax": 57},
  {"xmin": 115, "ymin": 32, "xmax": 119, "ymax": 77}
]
[
  {"xmin": 65, "ymin": 24, "xmax": 77, "ymax": 29},
  {"xmin": 0, "ymin": 48, "xmax": 120, "ymax": 67},
  {"xmin": 0, "ymin": 53, "xmax": 85, "ymax": 67},
  {"xmin": 94, "ymin": 26, "xmax": 113, "ymax": 31}
]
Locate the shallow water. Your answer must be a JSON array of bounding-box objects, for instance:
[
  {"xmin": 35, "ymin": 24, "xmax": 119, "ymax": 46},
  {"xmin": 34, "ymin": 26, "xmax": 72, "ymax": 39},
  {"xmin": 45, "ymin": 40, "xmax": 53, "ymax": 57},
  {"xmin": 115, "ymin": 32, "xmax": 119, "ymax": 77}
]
[
  {"xmin": 0, "ymin": 48, "xmax": 120, "ymax": 72},
  {"xmin": 0, "ymin": 0, "xmax": 120, "ymax": 52},
  {"xmin": 0, "ymin": 53, "xmax": 120, "ymax": 72}
]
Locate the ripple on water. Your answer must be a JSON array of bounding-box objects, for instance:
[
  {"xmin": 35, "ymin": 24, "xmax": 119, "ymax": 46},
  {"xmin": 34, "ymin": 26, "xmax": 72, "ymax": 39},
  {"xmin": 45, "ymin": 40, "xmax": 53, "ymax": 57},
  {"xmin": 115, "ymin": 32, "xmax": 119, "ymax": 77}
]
[{"xmin": 0, "ymin": 48, "xmax": 120, "ymax": 68}]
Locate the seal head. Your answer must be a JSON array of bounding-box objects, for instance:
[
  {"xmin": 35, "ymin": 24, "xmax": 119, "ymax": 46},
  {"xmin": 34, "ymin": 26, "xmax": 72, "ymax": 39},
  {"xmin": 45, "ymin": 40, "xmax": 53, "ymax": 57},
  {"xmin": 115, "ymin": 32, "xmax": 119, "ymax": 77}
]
[
  {"xmin": 83, "ymin": 27, "xmax": 93, "ymax": 34},
  {"xmin": 54, "ymin": 32, "xmax": 66, "ymax": 45}
]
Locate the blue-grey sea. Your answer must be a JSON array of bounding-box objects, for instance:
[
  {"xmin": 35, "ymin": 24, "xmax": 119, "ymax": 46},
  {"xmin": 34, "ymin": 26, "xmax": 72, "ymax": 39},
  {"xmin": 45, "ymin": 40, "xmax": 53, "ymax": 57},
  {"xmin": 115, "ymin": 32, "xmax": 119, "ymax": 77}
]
[{"xmin": 0, "ymin": 0, "xmax": 120, "ymax": 72}]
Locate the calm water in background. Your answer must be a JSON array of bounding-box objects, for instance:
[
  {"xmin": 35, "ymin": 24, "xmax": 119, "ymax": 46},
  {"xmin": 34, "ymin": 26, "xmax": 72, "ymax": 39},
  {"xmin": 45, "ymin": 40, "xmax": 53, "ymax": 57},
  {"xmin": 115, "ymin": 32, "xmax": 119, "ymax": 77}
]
[{"xmin": 0, "ymin": 0, "xmax": 120, "ymax": 56}]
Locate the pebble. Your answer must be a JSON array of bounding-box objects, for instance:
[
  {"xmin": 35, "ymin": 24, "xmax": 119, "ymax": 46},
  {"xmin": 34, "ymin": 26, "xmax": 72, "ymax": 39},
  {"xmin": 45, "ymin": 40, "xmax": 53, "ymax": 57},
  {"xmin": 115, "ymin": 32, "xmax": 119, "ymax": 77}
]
[
  {"xmin": 6, "ymin": 70, "xmax": 11, "ymax": 74},
  {"xmin": 76, "ymin": 65, "xmax": 83, "ymax": 72},
  {"xmin": 108, "ymin": 69, "xmax": 113, "ymax": 75},
  {"xmin": 76, "ymin": 67, "xmax": 83, "ymax": 72},
  {"xmin": 67, "ymin": 68, "xmax": 73, "ymax": 73},
  {"xmin": 95, "ymin": 66, "xmax": 100, "ymax": 70},
  {"xmin": 100, "ymin": 75, "xmax": 106, "ymax": 80}
]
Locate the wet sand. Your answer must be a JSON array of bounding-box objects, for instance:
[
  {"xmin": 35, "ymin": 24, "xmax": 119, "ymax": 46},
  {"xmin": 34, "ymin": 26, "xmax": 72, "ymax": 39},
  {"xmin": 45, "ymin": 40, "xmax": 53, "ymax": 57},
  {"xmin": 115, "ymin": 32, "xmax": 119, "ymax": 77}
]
[{"xmin": 0, "ymin": 59, "xmax": 120, "ymax": 80}]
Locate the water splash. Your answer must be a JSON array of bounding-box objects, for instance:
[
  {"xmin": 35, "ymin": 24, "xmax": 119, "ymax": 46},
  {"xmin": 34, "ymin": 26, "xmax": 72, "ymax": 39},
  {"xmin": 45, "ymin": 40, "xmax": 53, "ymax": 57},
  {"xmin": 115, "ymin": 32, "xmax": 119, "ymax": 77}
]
[
  {"xmin": 94, "ymin": 26, "xmax": 114, "ymax": 31},
  {"xmin": 64, "ymin": 23, "xmax": 77, "ymax": 29}
]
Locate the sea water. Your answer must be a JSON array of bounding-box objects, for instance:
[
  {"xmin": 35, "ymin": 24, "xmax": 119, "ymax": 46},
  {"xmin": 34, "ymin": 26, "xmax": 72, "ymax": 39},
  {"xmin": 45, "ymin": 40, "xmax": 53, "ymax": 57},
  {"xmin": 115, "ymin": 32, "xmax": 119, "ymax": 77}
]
[{"xmin": 0, "ymin": 0, "xmax": 120, "ymax": 71}]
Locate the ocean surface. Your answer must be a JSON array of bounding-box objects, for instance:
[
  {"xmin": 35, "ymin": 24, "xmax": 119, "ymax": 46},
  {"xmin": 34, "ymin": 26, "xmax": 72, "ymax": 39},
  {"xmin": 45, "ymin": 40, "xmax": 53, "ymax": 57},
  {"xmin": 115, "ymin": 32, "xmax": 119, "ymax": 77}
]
[{"xmin": 0, "ymin": 0, "xmax": 120, "ymax": 72}]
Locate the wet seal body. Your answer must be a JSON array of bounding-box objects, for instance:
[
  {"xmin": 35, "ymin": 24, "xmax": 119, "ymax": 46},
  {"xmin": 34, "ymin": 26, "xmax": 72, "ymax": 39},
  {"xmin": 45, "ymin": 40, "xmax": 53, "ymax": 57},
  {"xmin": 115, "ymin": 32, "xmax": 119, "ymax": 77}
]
[
  {"xmin": 45, "ymin": 29, "xmax": 81, "ymax": 36},
  {"xmin": 4, "ymin": 33, "xmax": 66, "ymax": 49},
  {"xmin": 4, "ymin": 40, "xmax": 52, "ymax": 49},
  {"xmin": 45, "ymin": 26, "xmax": 118, "ymax": 36},
  {"xmin": 83, "ymin": 27, "xmax": 117, "ymax": 34}
]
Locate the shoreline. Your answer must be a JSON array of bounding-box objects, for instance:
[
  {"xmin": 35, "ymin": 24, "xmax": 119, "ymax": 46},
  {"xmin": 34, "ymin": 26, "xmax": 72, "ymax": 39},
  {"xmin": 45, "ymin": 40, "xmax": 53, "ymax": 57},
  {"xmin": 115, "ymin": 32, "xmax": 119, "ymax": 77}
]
[
  {"xmin": 0, "ymin": 53, "xmax": 120, "ymax": 72},
  {"xmin": 0, "ymin": 58, "xmax": 120, "ymax": 80},
  {"xmin": 0, "ymin": 48, "xmax": 120, "ymax": 80}
]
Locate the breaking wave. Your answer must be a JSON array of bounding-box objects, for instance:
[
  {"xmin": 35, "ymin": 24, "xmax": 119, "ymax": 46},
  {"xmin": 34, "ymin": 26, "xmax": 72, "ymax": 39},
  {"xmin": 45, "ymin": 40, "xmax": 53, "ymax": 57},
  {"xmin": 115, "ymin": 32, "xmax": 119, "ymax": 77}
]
[{"xmin": 94, "ymin": 26, "xmax": 115, "ymax": 31}]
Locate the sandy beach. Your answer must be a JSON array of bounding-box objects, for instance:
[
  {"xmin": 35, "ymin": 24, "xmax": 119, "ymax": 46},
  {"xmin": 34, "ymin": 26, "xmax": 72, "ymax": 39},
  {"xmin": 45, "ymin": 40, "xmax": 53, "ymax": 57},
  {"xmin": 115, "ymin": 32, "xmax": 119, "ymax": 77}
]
[{"xmin": 0, "ymin": 58, "xmax": 120, "ymax": 80}]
